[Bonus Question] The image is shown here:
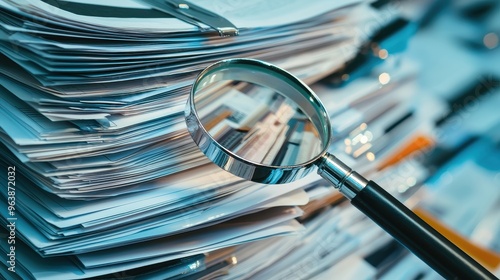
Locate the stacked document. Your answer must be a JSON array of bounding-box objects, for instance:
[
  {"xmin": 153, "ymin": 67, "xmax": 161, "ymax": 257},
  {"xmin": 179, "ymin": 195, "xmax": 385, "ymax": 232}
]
[
  {"xmin": 0, "ymin": 0, "xmax": 379, "ymax": 199},
  {"xmin": 0, "ymin": 0, "xmax": 409, "ymax": 279},
  {"xmin": 4, "ymin": 0, "xmax": 498, "ymax": 279}
]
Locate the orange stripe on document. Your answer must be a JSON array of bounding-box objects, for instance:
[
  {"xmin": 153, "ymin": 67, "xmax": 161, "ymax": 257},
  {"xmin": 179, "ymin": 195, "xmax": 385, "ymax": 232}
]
[
  {"xmin": 414, "ymin": 207, "xmax": 500, "ymax": 271},
  {"xmin": 378, "ymin": 134, "xmax": 434, "ymax": 170}
]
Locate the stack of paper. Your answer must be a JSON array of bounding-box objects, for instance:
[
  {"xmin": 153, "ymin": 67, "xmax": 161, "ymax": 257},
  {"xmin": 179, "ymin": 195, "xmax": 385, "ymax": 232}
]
[
  {"xmin": 0, "ymin": 0, "xmax": 404, "ymax": 279},
  {"xmin": 5, "ymin": 0, "xmax": 498, "ymax": 279},
  {"xmin": 0, "ymin": 0, "xmax": 383, "ymax": 199}
]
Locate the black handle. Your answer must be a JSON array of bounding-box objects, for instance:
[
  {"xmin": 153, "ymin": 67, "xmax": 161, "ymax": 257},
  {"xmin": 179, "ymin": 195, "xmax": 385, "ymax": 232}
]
[{"xmin": 351, "ymin": 180, "xmax": 498, "ymax": 280}]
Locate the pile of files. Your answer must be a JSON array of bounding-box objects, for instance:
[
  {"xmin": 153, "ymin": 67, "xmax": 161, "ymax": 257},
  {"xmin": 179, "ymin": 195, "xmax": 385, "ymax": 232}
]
[
  {"xmin": 2, "ymin": 0, "xmax": 500, "ymax": 279},
  {"xmin": 0, "ymin": 0, "xmax": 375, "ymax": 199},
  {"xmin": 0, "ymin": 0, "xmax": 400, "ymax": 279}
]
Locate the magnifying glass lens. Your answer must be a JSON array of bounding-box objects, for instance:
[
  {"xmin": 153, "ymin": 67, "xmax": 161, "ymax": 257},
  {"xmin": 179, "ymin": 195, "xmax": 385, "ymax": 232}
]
[
  {"xmin": 194, "ymin": 79, "xmax": 322, "ymax": 166},
  {"xmin": 186, "ymin": 59, "xmax": 332, "ymax": 184}
]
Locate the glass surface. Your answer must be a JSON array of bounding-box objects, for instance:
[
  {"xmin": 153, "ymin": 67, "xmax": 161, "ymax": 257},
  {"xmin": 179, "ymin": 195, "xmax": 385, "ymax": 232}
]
[{"xmin": 193, "ymin": 79, "xmax": 323, "ymax": 166}]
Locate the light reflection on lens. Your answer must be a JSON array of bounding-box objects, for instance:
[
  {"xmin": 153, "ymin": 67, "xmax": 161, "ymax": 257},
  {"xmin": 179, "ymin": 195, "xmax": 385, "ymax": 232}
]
[{"xmin": 194, "ymin": 80, "xmax": 323, "ymax": 167}]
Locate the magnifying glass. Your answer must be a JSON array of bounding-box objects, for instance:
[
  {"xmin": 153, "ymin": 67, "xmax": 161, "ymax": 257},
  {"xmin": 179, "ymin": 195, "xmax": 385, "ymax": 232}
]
[{"xmin": 185, "ymin": 58, "xmax": 497, "ymax": 279}]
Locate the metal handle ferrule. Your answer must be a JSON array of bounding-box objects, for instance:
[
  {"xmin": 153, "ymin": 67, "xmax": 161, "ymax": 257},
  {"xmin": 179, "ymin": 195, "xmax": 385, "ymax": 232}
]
[{"xmin": 317, "ymin": 153, "xmax": 368, "ymax": 200}]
